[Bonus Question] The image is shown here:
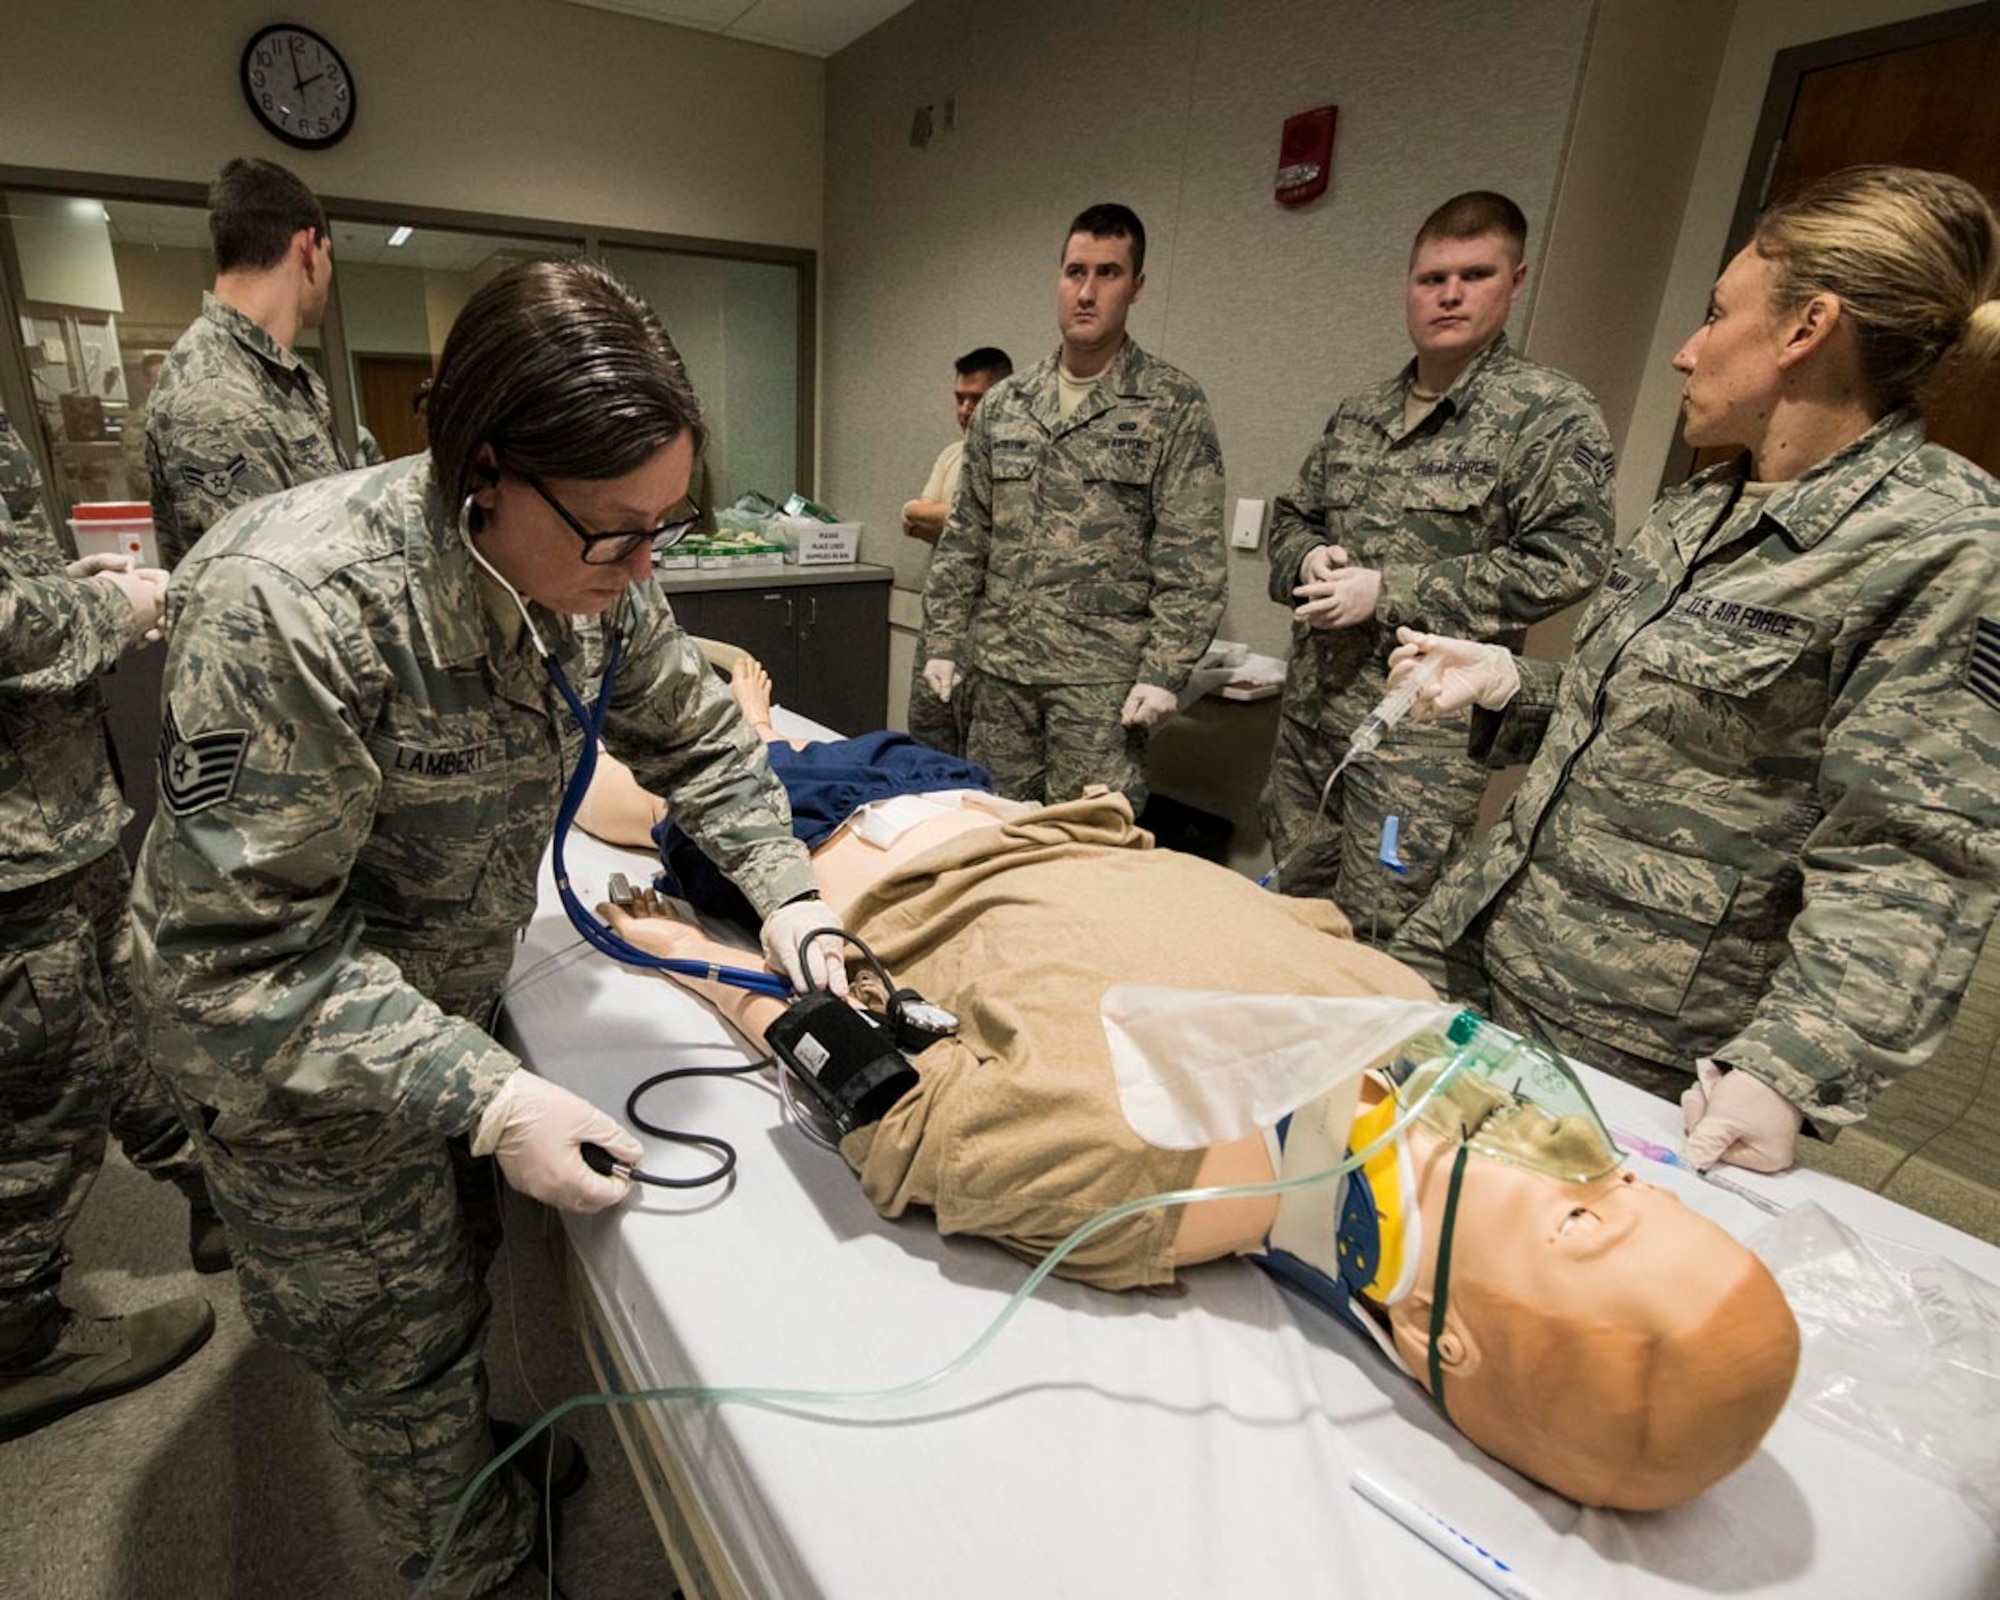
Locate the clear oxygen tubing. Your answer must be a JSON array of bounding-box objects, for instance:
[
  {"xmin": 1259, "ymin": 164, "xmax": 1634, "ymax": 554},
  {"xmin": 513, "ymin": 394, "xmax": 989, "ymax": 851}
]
[
  {"xmin": 1259, "ymin": 653, "xmax": 1442, "ymax": 891},
  {"xmin": 411, "ymin": 1040, "xmax": 1478, "ymax": 1594},
  {"xmin": 455, "ymin": 495, "xmax": 795, "ymax": 1001}
]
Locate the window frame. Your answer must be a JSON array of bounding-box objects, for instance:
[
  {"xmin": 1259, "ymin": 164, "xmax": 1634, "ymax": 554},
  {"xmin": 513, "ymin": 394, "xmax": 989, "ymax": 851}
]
[{"xmin": 0, "ymin": 165, "xmax": 817, "ymax": 545}]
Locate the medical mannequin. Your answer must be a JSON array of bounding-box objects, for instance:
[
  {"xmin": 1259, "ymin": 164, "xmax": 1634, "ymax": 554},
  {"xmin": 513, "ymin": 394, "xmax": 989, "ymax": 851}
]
[{"xmin": 588, "ymin": 779, "xmax": 1799, "ymax": 1510}]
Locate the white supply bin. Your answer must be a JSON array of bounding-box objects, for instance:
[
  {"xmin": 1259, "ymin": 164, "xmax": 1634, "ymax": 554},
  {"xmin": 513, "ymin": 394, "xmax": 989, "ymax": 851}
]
[{"xmin": 69, "ymin": 502, "xmax": 159, "ymax": 568}]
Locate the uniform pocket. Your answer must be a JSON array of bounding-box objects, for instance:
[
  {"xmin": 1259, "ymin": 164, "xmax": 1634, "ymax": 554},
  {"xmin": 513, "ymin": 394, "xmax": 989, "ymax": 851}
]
[
  {"xmin": 1810, "ymin": 876, "xmax": 1956, "ymax": 1047},
  {"xmin": 1630, "ymin": 620, "xmax": 1809, "ymax": 697},
  {"xmin": 357, "ymin": 732, "xmax": 504, "ymax": 933},
  {"xmin": 1401, "ymin": 468, "xmax": 1499, "ymax": 516},
  {"xmin": 0, "ymin": 931, "xmax": 107, "ymax": 1081},
  {"xmin": 1082, "ymin": 437, "xmax": 1161, "ymax": 486},
  {"xmin": 1548, "ymin": 820, "xmax": 1741, "ymax": 1016}
]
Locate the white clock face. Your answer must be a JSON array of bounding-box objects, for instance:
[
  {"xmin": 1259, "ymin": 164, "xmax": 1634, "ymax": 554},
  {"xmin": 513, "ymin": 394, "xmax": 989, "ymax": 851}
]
[{"xmin": 243, "ymin": 27, "xmax": 354, "ymax": 147}]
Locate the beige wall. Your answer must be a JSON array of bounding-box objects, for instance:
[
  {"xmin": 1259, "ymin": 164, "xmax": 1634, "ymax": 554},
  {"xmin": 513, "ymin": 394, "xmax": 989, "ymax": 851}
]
[
  {"xmin": 0, "ymin": 0, "xmax": 824, "ymax": 250},
  {"xmin": 824, "ymin": 0, "xmax": 1597, "ymax": 690},
  {"xmin": 1615, "ymin": 0, "xmax": 1961, "ymax": 532}
]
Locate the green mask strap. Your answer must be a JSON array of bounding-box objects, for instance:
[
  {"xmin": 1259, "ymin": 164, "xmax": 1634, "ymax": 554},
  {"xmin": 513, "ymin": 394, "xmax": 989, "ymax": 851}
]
[{"xmin": 1426, "ymin": 1134, "xmax": 1473, "ymax": 1424}]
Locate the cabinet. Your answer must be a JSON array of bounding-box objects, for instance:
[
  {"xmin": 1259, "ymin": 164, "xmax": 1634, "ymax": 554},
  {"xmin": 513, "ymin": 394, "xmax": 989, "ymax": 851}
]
[{"xmin": 664, "ymin": 567, "xmax": 891, "ymax": 733}]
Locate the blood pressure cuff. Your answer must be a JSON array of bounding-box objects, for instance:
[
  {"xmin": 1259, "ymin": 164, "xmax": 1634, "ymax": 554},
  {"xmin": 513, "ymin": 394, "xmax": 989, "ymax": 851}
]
[{"xmin": 767, "ymin": 991, "xmax": 919, "ymax": 1138}]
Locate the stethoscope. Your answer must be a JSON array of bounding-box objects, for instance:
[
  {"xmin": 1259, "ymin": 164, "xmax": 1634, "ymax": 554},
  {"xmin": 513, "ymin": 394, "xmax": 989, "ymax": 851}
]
[{"xmin": 460, "ymin": 494, "xmax": 795, "ymax": 1001}]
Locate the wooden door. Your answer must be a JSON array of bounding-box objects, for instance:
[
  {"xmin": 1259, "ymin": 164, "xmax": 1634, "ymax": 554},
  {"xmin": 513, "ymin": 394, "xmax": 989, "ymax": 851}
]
[
  {"xmin": 1684, "ymin": 6, "xmax": 2000, "ymax": 480},
  {"xmin": 355, "ymin": 355, "xmax": 434, "ymax": 461}
]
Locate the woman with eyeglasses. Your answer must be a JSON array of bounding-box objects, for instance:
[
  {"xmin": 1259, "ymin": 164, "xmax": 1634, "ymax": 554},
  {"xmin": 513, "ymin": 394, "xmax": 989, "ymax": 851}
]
[{"xmin": 127, "ymin": 259, "xmax": 845, "ymax": 1597}]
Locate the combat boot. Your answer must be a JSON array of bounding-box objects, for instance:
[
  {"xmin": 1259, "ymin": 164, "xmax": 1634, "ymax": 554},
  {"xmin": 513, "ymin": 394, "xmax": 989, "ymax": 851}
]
[
  {"xmin": 173, "ymin": 1171, "xmax": 232, "ymax": 1275},
  {"xmin": 0, "ymin": 1297, "xmax": 215, "ymax": 1441}
]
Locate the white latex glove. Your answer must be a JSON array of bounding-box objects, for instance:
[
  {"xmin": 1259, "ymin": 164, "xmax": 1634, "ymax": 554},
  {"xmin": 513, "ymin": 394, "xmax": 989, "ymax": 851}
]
[
  {"xmin": 92, "ymin": 567, "xmax": 170, "ymax": 648},
  {"xmin": 922, "ymin": 657, "xmax": 961, "ymax": 703},
  {"xmin": 67, "ymin": 552, "xmax": 135, "ymax": 579},
  {"xmin": 1387, "ymin": 627, "xmax": 1521, "ymax": 717},
  {"xmin": 761, "ymin": 897, "xmax": 852, "ymax": 995},
  {"xmin": 1292, "ymin": 565, "xmax": 1381, "ymax": 631},
  {"xmin": 472, "ymin": 1071, "xmax": 643, "ymax": 1213},
  {"xmin": 1298, "ymin": 543, "xmax": 1348, "ymax": 586},
  {"xmin": 1119, "ymin": 682, "xmax": 1178, "ymax": 729},
  {"xmin": 1680, "ymin": 1059, "xmax": 1803, "ymax": 1174}
]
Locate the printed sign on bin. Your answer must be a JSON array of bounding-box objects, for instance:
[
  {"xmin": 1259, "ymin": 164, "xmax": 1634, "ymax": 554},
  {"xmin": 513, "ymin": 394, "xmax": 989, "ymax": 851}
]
[
  {"xmin": 778, "ymin": 515, "xmax": 862, "ymax": 565},
  {"xmin": 69, "ymin": 502, "xmax": 160, "ymax": 568}
]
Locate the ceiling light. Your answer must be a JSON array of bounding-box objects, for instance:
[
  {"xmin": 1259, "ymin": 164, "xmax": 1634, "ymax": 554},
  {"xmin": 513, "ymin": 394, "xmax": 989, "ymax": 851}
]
[{"xmin": 387, "ymin": 226, "xmax": 413, "ymax": 247}]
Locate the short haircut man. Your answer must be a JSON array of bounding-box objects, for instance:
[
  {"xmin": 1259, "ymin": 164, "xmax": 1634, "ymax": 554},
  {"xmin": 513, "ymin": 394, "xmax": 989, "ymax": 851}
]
[
  {"xmin": 1258, "ymin": 191, "xmax": 1615, "ymax": 943},
  {"xmin": 146, "ymin": 158, "xmax": 349, "ymax": 567},
  {"xmin": 955, "ymin": 347, "xmax": 1014, "ymax": 383},
  {"xmin": 920, "ymin": 202, "xmax": 1225, "ymax": 809},
  {"xmin": 1412, "ymin": 190, "xmax": 1527, "ymax": 257},
  {"xmin": 902, "ymin": 345, "xmax": 1015, "ymax": 756},
  {"xmin": 207, "ymin": 157, "xmax": 329, "ymax": 274}
]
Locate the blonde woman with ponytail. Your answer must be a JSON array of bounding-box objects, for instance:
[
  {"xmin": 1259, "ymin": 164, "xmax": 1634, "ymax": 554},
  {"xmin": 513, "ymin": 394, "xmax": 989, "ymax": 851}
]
[{"xmin": 1387, "ymin": 165, "xmax": 2000, "ymax": 1178}]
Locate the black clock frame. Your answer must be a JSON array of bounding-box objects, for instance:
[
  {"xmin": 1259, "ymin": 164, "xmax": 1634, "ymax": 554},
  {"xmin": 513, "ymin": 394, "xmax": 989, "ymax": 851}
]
[{"xmin": 240, "ymin": 23, "xmax": 356, "ymax": 150}]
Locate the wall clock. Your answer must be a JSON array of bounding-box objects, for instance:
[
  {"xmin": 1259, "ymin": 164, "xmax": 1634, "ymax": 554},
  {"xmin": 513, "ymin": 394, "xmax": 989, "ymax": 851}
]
[{"xmin": 241, "ymin": 24, "xmax": 355, "ymax": 149}]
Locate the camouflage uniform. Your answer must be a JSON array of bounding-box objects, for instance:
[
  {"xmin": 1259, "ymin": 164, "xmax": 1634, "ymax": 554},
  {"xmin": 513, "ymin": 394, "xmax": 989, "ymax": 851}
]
[
  {"xmin": 1261, "ymin": 334, "xmax": 1614, "ymax": 941},
  {"xmin": 0, "ymin": 409, "xmax": 208, "ymax": 1367},
  {"xmin": 129, "ymin": 455, "xmax": 816, "ymax": 1594},
  {"xmin": 922, "ymin": 339, "xmax": 1225, "ymax": 808},
  {"xmin": 1395, "ymin": 410, "xmax": 2000, "ymax": 1127},
  {"xmin": 145, "ymin": 293, "xmax": 350, "ymax": 568}
]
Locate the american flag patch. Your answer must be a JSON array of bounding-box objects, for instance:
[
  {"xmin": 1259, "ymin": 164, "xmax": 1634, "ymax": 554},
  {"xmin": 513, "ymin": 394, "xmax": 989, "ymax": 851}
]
[
  {"xmin": 159, "ymin": 704, "xmax": 250, "ymax": 817},
  {"xmin": 1969, "ymin": 618, "xmax": 2000, "ymax": 712}
]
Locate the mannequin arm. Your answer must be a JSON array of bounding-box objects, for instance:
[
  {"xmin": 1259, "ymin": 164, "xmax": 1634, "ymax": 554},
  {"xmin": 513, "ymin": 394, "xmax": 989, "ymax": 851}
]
[
  {"xmin": 576, "ymin": 750, "xmax": 668, "ymax": 849},
  {"xmin": 599, "ymin": 899, "xmax": 788, "ymax": 1039}
]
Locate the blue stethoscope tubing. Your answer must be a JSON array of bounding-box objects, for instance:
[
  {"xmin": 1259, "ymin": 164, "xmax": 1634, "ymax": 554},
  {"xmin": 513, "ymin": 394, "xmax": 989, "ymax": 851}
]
[{"xmin": 543, "ymin": 621, "xmax": 795, "ymax": 1001}]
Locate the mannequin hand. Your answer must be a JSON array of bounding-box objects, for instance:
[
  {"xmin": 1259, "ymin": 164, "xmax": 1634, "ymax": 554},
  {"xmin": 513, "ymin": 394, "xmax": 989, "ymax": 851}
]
[
  {"xmin": 1298, "ymin": 544, "xmax": 1347, "ymax": 586},
  {"xmin": 473, "ymin": 1071, "xmax": 642, "ymax": 1212},
  {"xmin": 67, "ymin": 552, "xmax": 135, "ymax": 579},
  {"xmin": 1387, "ymin": 627, "xmax": 1521, "ymax": 717},
  {"xmin": 761, "ymin": 897, "xmax": 851, "ymax": 996},
  {"xmin": 1680, "ymin": 1060, "xmax": 1803, "ymax": 1174},
  {"xmin": 1293, "ymin": 565, "xmax": 1381, "ymax": 631},
  {"xmin": 92, "ymin": 567, "xmax": 170, "ymax": 648},
  {"xmin": 1119, "ymin": 682, "xmax": 1178, "ymax": 729},
  {"xmin": 922, "ymin": 657, "xmax": 961, "ymax": 703}
]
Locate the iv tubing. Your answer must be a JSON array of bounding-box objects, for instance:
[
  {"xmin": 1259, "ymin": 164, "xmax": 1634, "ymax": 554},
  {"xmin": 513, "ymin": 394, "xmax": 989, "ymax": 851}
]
[{"xmin": 412, "ymin": 1044, "xmax": 1474, "ymax": 1593}]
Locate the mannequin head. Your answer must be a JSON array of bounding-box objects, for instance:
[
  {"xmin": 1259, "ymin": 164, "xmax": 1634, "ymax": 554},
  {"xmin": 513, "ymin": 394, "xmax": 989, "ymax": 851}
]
[{"xmin": 1377, "ymin": 1071, "xmax": 1799, "ymax": 1509}]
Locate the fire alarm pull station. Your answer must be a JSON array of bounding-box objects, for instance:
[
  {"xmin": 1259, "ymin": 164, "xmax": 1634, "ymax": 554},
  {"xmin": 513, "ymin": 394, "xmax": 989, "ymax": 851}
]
[{"xmin": 1274, "ymin": 105, "xmax": 1337, "ymax": 207}]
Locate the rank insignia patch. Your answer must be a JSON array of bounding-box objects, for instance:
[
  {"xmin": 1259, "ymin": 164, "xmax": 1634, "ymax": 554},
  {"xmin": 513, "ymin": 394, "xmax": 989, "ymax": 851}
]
[
  {"xmin": 1969, "ymin": 618, "xmax": 2000, "ymax": 713},
  {"xmin": 182, "ymin": 456, "xmax": 247, "ymax": 499},
  {"xmin": 159, "ymin": 705, "xmax": 250, "ymax": 816}
]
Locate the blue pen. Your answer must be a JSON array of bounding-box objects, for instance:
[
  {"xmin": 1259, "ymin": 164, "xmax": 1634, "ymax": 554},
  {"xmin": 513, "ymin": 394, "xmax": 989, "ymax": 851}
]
[{"xmin": 1352, "ymin": 1467, "xmax": 1546, "ymax": 1600}]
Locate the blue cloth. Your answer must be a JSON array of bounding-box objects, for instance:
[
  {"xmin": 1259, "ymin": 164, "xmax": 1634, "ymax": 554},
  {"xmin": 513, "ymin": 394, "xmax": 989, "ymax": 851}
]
[{"xmin": 652, "ymin": 731, "xmax": 991, "ymax": 921}]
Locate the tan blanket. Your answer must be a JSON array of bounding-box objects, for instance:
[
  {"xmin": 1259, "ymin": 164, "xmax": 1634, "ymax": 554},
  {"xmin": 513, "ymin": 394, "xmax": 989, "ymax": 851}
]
[{"xmin": 839, "ymin": 793, "xmax": 1434, "ymax": 1290}]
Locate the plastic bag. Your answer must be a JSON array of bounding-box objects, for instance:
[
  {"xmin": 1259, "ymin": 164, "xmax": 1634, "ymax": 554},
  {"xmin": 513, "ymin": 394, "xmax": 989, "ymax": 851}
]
[{"xmin": 1752, "ymin": 1201, "xmax": 2000, "ymax": 1527}]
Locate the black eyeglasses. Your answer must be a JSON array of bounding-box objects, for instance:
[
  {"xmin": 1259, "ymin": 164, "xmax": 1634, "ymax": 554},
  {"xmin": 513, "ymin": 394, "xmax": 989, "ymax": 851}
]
[{"xmin": 523, "ymin": 473, "xmax": 699, "ymax": 565}]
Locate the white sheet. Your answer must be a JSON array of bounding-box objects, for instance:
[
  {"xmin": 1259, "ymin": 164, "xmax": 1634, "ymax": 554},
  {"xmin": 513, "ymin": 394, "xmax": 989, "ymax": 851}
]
[{"xmin": 502, "ymin": 824, "xmax": 2000, "ymax": 1600}]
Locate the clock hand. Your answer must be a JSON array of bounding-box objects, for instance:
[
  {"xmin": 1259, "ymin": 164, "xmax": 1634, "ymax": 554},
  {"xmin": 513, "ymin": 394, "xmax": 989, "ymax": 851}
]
[
  {"xmin": 296, "ymin": 73, "xmax": 324, "ymax": 89},
  {"xmin": 287, "ymin": 36, "xmax": 303, "ymax": 92}
]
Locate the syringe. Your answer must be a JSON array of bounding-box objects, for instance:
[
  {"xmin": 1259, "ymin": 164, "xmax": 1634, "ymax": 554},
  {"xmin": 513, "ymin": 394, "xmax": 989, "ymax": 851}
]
[
  {"xmin": 1347, "ymin": 652, "xmax": 1443, "ymax": 761},
  {"xmin": 1259, "ymin": 653, "xmax": 1444, "ymax": 891}
]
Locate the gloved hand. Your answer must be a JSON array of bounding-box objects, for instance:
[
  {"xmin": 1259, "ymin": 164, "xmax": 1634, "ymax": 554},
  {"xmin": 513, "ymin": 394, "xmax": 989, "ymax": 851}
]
[
  {"xmin": 761, "ymin": 896, "xmax": 851, "ymax": 995},
  {"xmin": 67, "ymin": 552, "xmax": 135, "ymax": 579},
  {"xmin": 472, "ymin": 1070, "xmax": 643, "ymax": 1213},
  {"xmin": 91, "ymin": 566, "xmax": 171, "ymax": 648},
  {"xmin": 1680, "ymin": 1059, "xmax": 1803, "ymax": 1174},
  {"xmin": 1293, "ymin": 565, "xmax": 1381, "ymax": 631},
  {"xmin": 1298, "ymin": 543, "xmax": 1348, "ymax": 586},
  {"xmin": 923, "ymin": 657, "xmax": 961, "ymax": 703},
  {"xmin": 1119, "ymin": 682, "xmax": 1178, "ymax": 729},
  {"xmin": 1387, "ymin": 627, "xmax": 1521, "ymax": 717}
]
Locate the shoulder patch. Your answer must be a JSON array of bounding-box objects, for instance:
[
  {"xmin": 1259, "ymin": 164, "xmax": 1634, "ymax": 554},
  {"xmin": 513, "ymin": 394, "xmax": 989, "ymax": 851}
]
[
  {"xmin": 159, "ymin": 705, "xmax": 250, "ymax": 817},
  {"xmin": 181, "ymin": 456, "xmax": 248, "ymax": 499},
  {"xmin": 1968, "ymin": 617, "xmax": 2000, "ymax": 712}
]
